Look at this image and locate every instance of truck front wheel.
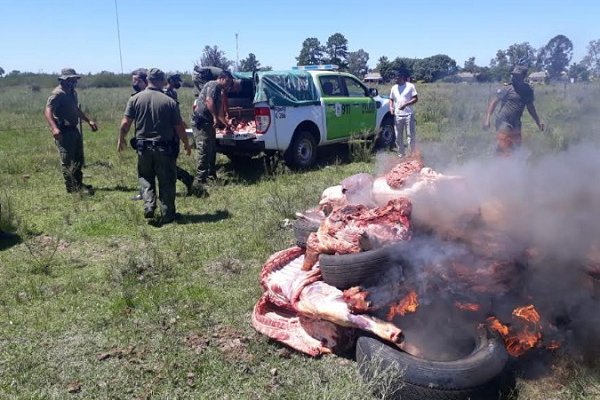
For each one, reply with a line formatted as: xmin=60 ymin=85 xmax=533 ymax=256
xmin=375 ymin=114 xmax=395 ymax=150
xmin=284 ymin=130 xmax=317 ymax=169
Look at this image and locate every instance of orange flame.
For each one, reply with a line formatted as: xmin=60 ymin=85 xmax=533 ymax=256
xmin=487 ymin=304 xmax=544 ymax=357
xmin=386 ymin=290 xmax=419 ymax=321
xmin=455 ymin=302 xmax=480 ymax=312
xmin=513 ymin=305 xmax=540 ymax=323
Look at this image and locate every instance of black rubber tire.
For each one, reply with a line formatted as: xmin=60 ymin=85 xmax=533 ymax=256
xmin=356 ymin=330 xmax=509 ymax=400
xmin=293 ymin=218 xmax=320 ymax=248
xmin=226 ymin=154 xmax=253 ymax=165
xmin=284 ymin=130 xmax=317 ymax=169
xmin=319 ymin=245 xmax=398 ymax=289
xmin=374 ymin=114 xmax=395 ymax=150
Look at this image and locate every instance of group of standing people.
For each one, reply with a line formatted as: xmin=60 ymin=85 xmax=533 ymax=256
xmin=44 ymin=66 xmax=233 ymax=225
xmin=43 ymin=64 xmax=544 ymax=225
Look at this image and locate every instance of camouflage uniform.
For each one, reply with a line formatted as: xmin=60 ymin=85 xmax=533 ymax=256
xmin=46 ymin=85 xmax=85 ymax=192
xmin=125 ymin=85 xmax=182 ymax=220
xmin=192 ymin=80 xmax=222 ymax=185
xmin=163 ymin=83 xmax=194 ymax=193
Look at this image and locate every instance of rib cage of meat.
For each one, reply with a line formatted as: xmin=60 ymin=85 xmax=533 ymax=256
xmin=252 ymin=246 xmax=404 ymax=356
xmin=302 ymin=198 xmax=412 ymax=270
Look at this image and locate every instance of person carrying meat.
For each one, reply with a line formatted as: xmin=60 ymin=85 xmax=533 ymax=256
xmin=190 ymin=70 xmax=234 ymax=195
xmin=484 ymin=65 xmax=545 ymax=156
xmin=44 ymin=68 xmax=98 ymax=194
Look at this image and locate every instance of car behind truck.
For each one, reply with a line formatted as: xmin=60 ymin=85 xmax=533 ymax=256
xmin=195 ymin=65 xmax=394 ymax=169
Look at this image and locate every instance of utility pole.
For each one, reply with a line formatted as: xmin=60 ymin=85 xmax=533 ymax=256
xmin=235 ymin=33 xmax=239 ymax=72
xmin=114 ymin=0 xmax=124 ymax=74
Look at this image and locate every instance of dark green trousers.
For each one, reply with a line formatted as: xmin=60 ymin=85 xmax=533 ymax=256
xmin=138 ymin=150 xmax=177 ymax=219
xmin=192 ymin=123 xmax=217 ymax=184
xmin=54 ymin=127 xmax=84 ymax=192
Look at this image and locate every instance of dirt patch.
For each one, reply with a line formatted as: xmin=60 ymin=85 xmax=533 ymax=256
xmin=184 ymin=325 xmax=255 ymax=362
xmin=204 ymin=258 xmax=245 ymax=276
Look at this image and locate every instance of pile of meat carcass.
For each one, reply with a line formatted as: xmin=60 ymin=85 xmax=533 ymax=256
xmin=252 ymin=155 xmax=475 ymax=356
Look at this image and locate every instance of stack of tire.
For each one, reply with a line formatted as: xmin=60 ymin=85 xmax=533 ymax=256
xmin=292 ymin=215 xmax=511 ymax=400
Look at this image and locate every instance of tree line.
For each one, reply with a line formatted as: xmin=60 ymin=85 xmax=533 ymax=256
xmin=194 ymin=33 xmax=600 ymax=83
xmin=3 ymin=34 xmax=600 ymax=87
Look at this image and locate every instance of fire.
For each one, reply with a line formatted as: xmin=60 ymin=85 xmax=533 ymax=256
xmin=386 ymin=290 xmax=419 ymax=321
xmin=487 ymin=304 xmax=544 ymax=357
xmin=455 ymin=302 xmax=480 ymax=312
xmin=487 ymin=317 xmax=509 ymax=336
xmin=513 ymin=304 xmax=540 ymax=323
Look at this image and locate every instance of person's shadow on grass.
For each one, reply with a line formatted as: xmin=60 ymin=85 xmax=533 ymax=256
xmin=148 ymin=209 xmax=231 ymax=227
xmin=0 ymin=231 xmax=21 ymax=251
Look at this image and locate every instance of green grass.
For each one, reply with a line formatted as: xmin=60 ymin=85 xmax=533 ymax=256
xmin=1 ymin=83 xmax=600 ymax=399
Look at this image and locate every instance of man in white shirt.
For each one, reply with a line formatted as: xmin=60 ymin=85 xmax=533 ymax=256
xmin=389 ymin=72 xmax=418 ymax=157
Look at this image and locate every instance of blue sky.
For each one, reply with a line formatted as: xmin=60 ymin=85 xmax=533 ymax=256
xmin=1 ymin=0 xmax=598 ymax=74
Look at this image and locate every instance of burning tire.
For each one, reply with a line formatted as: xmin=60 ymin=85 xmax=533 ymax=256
xmin=356 ymin=329 xmax=509 ymax=400
xmin=319 ymin=245 xmax=398 ymax=289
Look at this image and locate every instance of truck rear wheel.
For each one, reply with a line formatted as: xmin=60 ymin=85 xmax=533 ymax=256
xmin=285 ymin=130 xmax=317 ymax=169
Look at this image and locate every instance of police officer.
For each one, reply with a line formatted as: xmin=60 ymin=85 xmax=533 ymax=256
xmin=164 ymin=74 xmax=194 ymax=195
xmin=118 ymin=68 xmax=191 ymax=224
xmin=191 ymin=70 xmax=234 ymax=194
xmin=44 ymin=68 xmax=98 ymax=194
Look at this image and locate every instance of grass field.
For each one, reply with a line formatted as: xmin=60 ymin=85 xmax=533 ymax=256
xmin=1 ymin=82 xmax=600 ymax=399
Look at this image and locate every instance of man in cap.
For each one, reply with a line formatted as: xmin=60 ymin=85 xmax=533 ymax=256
xmin=44 ymin=68 xmax=98 ymax=194
xmin=191 ymin=70 xmax=234 ymax=195
xmin=484 ymin=65 xmax=544 ymax=156
xmin=164 ymin=74 xmax=194 ymax=195
xmin=118 ymin=68 xmax=192 ymax=224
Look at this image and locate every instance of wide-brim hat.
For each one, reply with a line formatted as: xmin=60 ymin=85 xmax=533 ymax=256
xmin=58 ymin=68 xmax=81 ymax=80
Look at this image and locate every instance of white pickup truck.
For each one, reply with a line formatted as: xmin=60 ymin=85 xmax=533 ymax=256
xmin=204 ymin=65 xmax=394 ymax=169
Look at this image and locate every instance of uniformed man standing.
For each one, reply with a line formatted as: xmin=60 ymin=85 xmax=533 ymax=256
xmin=118 ymin=68 xmax=191 ymax=224
xmin=191 ymin=70 xmax=233 ymax=194
xmin=44 ymin=68 xmax=98 ymax=194
xmin=164 ymin=74 xmax=194 ymax=195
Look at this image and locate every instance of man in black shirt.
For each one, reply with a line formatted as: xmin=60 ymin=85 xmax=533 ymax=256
xmin=484 ymin=65 xmax=544 ymax=156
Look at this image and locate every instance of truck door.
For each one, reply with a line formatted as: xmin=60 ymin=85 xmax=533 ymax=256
xmin=319 ymin=76 xmax=353 ymax=140
xmin=341 ymin=76 xmax=376 ymax=135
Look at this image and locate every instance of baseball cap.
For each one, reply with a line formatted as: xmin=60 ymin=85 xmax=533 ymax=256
xmin=148 ymin=68 xmax=166 ymax=81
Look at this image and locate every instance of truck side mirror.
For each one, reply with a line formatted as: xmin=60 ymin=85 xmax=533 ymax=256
xmin=368 ymin=87 xmax=379 ymax=97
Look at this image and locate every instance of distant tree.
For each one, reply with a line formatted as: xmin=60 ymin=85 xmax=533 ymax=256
xmin=0 ymin=67 xmax=4 ymax=78
xmin=582 ymin=39 xmax=600 ymax=77
xmin=388 ymin=57 xmax=416 ymax=78
xmin=197 ymin=45 xmax=233 ymax=70
xmin=463 ymin=57 xmax=477 ymax=73
xmin=239 ymin=53 xmax=261 ymax=72
xmin=539 ymin=35 xmax=573 ymax=80
xmin=296 ymin=37 xmax=324 ymax=65
xmin=375 ymin=56 xmax=394 ymax=82
xmin=413 ymin=54 xmax=457 ymax=82
xmin=324 ymin=33 xmax=349 ymax=69
xmin=347 ymin=49 xmax=369 ymax=77
xmin=505 ymin=42 xmax=536 ymax=68
xmin=568 ymin=62 xmax=590 ymax=82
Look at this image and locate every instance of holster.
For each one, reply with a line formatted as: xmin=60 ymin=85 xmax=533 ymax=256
xmin=135 ymin=138 xmax=179 ymax=158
